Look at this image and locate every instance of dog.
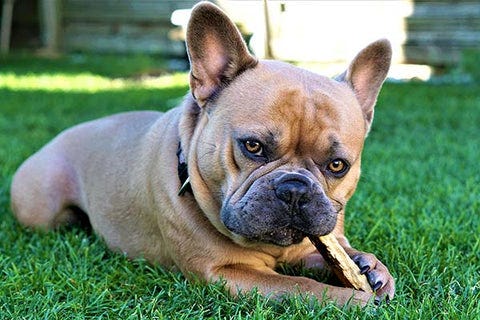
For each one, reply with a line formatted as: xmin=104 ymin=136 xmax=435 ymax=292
xmin=10 ymin=1 xmax=394 ymax=306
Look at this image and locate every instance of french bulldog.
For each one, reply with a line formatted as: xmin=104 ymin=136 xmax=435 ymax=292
xmin=11 ymin=1 xmax=394 ymax=306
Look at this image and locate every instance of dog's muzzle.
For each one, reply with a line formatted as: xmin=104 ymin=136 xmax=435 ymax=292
xmin=221 ymin=170 xmax=338 ymax=246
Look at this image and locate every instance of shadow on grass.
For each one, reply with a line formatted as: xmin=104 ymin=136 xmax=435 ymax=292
xmin=0 ymin=52 xmax=173 ymax=78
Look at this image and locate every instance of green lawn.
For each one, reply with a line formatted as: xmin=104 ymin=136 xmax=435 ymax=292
xmin=0 ymin=54 xmax=479 ymax=319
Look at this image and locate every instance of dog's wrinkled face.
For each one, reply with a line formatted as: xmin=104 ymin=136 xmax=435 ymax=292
xmin=183 ymin=2 xmax=391 ymax=248
xmin=193 ymin=61 xmax=366 ymax=246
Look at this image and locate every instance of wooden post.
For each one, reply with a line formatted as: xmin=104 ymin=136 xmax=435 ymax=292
xmin=39 ymin=0 xmax=61 ymax=55
xmin=263 ymin=0 xmax=274 ymax=59
xmin=1 ymin=0 xmax=15 ymax=54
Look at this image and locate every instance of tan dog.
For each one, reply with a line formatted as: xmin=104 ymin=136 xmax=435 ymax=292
xmin=11 ymin=2 xmax=394 ymax=306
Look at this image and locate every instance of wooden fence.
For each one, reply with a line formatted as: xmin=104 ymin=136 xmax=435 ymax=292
xmin=4 ymin=0 xmax=480 ymax=69
xmin=404 ymin=1 xmax=480 ymax=67
xmin=62 ymin=0 xmax=197 ymax=55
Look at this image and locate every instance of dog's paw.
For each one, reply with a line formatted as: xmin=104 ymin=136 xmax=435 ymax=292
xmin=350 ymin=252 xmax=395 ymax=304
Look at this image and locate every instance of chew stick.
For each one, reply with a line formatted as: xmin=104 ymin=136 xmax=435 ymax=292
xmin=308 ymin=234 xmax=373 ymax=293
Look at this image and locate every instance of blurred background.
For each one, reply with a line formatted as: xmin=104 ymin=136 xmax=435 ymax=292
xmin=1 ymin=0 xmax=479 ymax=82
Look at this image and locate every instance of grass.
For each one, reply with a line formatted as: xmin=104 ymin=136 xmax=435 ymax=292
xmin=1 ymin=53 xmax=479 ymax=319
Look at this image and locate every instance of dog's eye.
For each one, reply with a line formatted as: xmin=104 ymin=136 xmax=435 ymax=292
xmin=327 ymin=159 xmax=349 ymax=176
xmin=244 ymin=140 xmax=263 ymax=156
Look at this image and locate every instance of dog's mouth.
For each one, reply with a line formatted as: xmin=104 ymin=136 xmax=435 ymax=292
xmin=251 ymin=227 xmax=307 ymax=247
xmin=221 ymin=170 xmax=339 ymax=248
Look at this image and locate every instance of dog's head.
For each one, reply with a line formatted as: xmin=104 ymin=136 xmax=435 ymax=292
xmin=180 ymin=2 xmax=391 ymax=247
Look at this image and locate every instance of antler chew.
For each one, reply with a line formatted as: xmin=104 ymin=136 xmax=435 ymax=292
xmin=308 ymin=234 xmax=373 ymax=293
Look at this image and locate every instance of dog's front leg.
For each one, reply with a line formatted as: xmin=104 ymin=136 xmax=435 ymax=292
xmin=214 ymin=264 xmax=373 ymax=306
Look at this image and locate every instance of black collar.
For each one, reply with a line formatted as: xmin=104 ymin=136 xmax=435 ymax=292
xmin=177 ymin=143 xmax=192 ymax=196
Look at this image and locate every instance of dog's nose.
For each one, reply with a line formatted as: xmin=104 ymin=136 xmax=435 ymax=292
xmin=274 ymin=173 xmax=312 ymax=207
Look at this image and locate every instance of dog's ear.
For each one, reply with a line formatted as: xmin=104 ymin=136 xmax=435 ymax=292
xmin=337 ymin=39 xmax=392 ymax=132
xmin=186 ymin=1 xmax=257 ymax=107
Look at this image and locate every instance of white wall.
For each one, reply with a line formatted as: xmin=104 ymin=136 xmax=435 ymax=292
xmin=219 ymin=0 xmax=413 ymax=64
